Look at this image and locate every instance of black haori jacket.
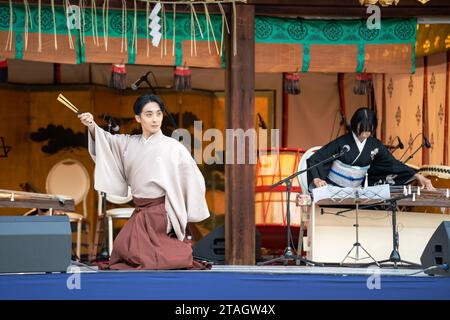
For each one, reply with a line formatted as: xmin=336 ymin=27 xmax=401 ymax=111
xmin=306 ymin=133 xmax=416 ymax=189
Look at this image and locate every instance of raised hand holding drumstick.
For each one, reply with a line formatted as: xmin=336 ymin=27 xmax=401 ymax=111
xmin=78 ymin=112 xmax=96 ymax=138
xmin=56 ymin=93 xmax=96 ymax=138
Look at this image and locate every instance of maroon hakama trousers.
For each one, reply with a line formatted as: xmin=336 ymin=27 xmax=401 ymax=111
xmin=99 ymin=196 xmax=207 ymax=270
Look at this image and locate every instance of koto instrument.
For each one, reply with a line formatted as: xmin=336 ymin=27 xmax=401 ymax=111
xmin=314 ymin=185 xmax=450 ymax=208
xmin=0 ymin=189 xmax=75 ymax=211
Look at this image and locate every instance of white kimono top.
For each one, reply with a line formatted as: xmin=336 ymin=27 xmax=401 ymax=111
xmin=88 ymin=124 xmax=210 ymax=241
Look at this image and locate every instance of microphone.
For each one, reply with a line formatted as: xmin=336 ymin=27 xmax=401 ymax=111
xmin=257 ymin=113 xmax=268 ymax=129
xmin=332 ymin=145 xmax=350 ymax=159
xmin=397 ymin=136 xmax=404 ymax=149
xmin=103 ymin=114 xmax=120 ymax=132
xmin=401 ymin=134 xmax=430 ymax=163
xmin=131 ymin=72 xmax=151 ymax=91
xmin=273 ymin=144 xmax=349 ymax=190
xmin=424 ymin=136 xmax=431 ymax=149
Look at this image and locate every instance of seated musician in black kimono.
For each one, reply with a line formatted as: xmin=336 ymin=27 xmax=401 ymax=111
xmin=307 ymin=107 xmax=435 ymax=191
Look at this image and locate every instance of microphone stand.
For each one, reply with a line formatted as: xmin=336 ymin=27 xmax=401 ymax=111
xmin=399 ymin=132 xmax=422 ymax=161
xmin=336 ymin=193 xmax=420 ymax=268
xmin=375 ymin=195 xmax=420 ymax=269
xmin=0 ymin=137 xmax=11 ymax=158
xmin=257 ymin=150 xmax=348 ymax=266
xmin=390 ymin=144 xmax=402 ymax=154
xmin=340 ymin=190 xmax=380 ymax=267
xmin=144 ymin=79 xmax=178 ymax=130
xmin=402 ymin=142 xmax=424 ymax=164
xmin=96 ymin=120 xmax=114 ymax=262
xmin=134 ymin=72 xmax=178 ymax=130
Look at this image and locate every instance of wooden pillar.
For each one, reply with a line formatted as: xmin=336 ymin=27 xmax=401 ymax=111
xmin=225 ymin=4 xmax=255 ymax=265
xmin=423 ymin=56 xmax=430 ymax=165
xmin=444 ymin=51 xmax=449 ymax=166
xmin=337 ymin=73 xmax=347 ymax=136
xmin=381 ymin=74 xmax=386 ymax=143
xmin=282 ymin=74 xmax=289 ymax=148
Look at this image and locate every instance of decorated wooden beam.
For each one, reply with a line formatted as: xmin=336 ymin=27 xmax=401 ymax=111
xmin=0 ymin=1 xmax=426 ymax=73
xmin=3 ymin=0 xmax=236 ymax=13
xmin=250 ymin=0 xmax=450 ymax=17
xmin=4 ymin=0 xmax=450 ymax=17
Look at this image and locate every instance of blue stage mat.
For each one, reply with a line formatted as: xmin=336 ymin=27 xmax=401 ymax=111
xmin=1 ymin=271 xmax=449 ymax=300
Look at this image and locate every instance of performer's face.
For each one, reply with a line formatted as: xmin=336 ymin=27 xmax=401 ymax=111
xmin=357 ymin=131 xmax=371 ymax=142
xmin=135 ymin=102 xmax=163 ymax=135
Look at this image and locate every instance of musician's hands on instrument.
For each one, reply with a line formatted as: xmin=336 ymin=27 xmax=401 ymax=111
xmin=414 ymin=173 xmax=436 ymax=191
xmin=313 ymin=178 xmax=327 ymax=188
xmin=78 ymin=112 xmax=95 ymax=128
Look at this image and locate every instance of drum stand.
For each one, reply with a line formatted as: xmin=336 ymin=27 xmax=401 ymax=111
xmin=340 ymin=192 xmax=380 ymax=267
xmin=296 ymin=202 xmax=308 ymax=266
xmin=258 ymin=179 xmax=317 ymax=266
xmin=257 ymin=151 xmax=347 ymax=266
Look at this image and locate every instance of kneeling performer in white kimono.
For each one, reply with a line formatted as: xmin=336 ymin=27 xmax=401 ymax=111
xmin=78 ymin=94 xmax=210 ymax=270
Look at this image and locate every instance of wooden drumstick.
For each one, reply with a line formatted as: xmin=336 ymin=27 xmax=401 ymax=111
xmin=57 ymin=94 xmax=80 ymax=114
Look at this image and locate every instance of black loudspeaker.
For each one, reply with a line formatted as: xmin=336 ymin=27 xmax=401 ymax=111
xmin=0 ymin=216 xmax=72 ymax=273
xmin=193 ymin=224 xmax=261 ymax=264
xmin=420 ymin=221 xmax=450 ymax=276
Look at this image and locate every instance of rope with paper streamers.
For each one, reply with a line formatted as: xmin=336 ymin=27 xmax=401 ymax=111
xmin=120 ymin=0 xmax=127 ymax=53
xmin=1 ymin=0 xmax=245 ymax=61
xmin=161 ymin=2 xmax=167 ymax=57
xmin=149 ymin=2 xmax=162 ymax=48
xmin=218 ymin=2 xmax=230 ymax=57
xmin=38 ymin=0 xmax=41 ymax=52
xmin=131 ymin=0 xmax=137 ymax=54
xmin=91 ymin=0 xmax=99 ymax=46
xmin=23 ymin=0 xmax=32 ymax=51
xmin=5 ymin=0 xmax=13 ymax=51
xmin=172 ymin=3 xmax=175 ymax=56
xmin=146 ymin=0 xmax=150 ymax=56
xmin=102 ymin=0 xmax=110 ymax=51
xmin=79 ymin=0 xmax=86 ymax=46
xmin=203 ymin=3 xmax=219 ymax=55
xmin=51 ymin=0 xmax=57 ymax=49
xmin=63 ymin=0 xmax=75 ymax=50
xmin=143 ymin=0 xmax=243 ymax=57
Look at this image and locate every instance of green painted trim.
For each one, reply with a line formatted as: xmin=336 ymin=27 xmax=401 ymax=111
xmin=356 ymin=43 xmax=365 ymax=73
xmin=301 ymin=43 xmax=310 ymax=72
xmin=75 ymin=32 xmax=81 ymax=64
xmin=254 ymin=17 xmax=416 ymax=45
xmin=175 ymin=39 xmax=182 ymax=66
xmin=79 ymin=33 xmax=86 ymax=64
xmin=128 ymin=37 xmax=136 ymax=64
xmin=0 ymin=4 xmax=416 ymax=45
xmin=411 ymin=18 xmax=418 ymax=74
xmin=14 ymin=32 xmax=22 ymax=59
xmin=221 ymin=51 xmax=226 ymax=69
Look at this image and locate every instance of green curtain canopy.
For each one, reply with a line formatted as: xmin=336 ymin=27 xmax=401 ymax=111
xmin=254 ymin=17 xmax=416 ymax=72
xmin=255 ymin=17 xmax=416 ymax=45
xmin=0 ymin=4 xmax=417 ymax=72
